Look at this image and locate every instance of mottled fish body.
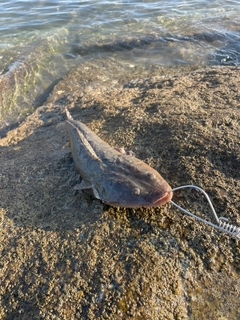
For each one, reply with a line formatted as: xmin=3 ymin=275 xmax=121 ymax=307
xmin=65 ymin=108 xmax=172 ymax=207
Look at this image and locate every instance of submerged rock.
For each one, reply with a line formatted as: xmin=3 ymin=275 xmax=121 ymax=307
xmin=0 ymin=30 xmax=68 ymax=124
xmin=0 ymin=63 xmax=239 ymax=319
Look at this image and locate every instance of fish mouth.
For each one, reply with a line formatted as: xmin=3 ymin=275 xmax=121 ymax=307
xmin=152 ymin=190 xmax=173 ymax=206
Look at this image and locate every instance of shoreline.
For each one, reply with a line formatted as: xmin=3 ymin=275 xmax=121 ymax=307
xmin=0 ymin=64 xmax=239 ymax=319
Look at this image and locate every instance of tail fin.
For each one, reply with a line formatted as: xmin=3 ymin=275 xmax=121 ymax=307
xmin=65 ymin=107 xmax=73 ymax=120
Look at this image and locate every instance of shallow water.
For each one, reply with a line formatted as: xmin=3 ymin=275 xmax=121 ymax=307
xmin=0 ymin=0 xmax=240 ymax=126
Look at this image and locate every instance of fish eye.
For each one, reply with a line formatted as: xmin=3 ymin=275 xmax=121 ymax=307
xmin=133 ymin=187 xmax=141 ymax=196
xmin=146 ymin=172 xmax=155 ymax=179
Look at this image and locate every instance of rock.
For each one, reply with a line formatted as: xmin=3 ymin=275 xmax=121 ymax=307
xmin=0 ymin=63 xmax=239 ymax=319
xmin=0 ymin=29 xmax=68 ymax=125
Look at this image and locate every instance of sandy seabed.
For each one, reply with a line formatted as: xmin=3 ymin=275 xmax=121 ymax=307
xmin=0 ymin=61 xmax=239 ymax=319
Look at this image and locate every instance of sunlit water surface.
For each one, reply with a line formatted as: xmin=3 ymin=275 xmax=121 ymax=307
xmin=0 ymin=0 xmax=240 ymax=126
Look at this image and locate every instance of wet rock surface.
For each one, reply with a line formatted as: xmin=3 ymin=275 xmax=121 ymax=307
xmin=0 ymin=62 xmax=239 ymax=319
xmin=0 ymin=30 xmax=68 ymax=127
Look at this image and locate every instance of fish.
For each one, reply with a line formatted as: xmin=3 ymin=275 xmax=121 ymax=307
xmin=65 ymin=108 xmax=172 ymax=208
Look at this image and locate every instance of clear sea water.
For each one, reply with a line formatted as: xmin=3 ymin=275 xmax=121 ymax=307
xmin=0 ymin=0 xmax=240 ymax=127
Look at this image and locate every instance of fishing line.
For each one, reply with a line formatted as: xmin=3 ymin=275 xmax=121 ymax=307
xmin=169 ymin=185 xmax=240 ymax=240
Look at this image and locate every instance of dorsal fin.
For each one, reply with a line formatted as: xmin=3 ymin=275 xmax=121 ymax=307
xmin=65 ymin=107 xmax=73 ymax=120
xmin=75 ymin=127 xmax=100 ymax=161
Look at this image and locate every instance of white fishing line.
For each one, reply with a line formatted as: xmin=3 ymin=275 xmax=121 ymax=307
xmin=170 ymin=185 xmax=240 ymax=240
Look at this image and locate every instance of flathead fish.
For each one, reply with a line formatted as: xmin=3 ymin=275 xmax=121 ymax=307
xmin=65 ymin=108 xmax=172 ymax=207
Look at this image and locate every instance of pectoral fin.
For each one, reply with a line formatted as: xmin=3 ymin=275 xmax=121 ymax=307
xmin=74 ymin=181 xmax=100 ymax=200
xmin=114 ymin=147 xmax=135 ymax=156
xmin=74 ymin=180 xmax=93 ymax=190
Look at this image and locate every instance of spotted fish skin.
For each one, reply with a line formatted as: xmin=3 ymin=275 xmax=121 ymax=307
xmin=65 ymin=108 xmax=172 ymax=207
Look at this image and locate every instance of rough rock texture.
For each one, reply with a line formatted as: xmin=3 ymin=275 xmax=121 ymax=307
xmin=0 ymin=62 xmax=239 ymax=319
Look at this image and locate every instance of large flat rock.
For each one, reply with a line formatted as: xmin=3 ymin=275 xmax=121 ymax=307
xmin=0 ymin=63 xmax=239 ymax=319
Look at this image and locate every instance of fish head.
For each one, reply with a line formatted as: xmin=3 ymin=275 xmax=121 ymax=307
xmin=96 ymin=157 xmax=172 ymax=208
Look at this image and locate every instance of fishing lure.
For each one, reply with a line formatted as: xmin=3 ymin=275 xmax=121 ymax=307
xmin=170 ymin=185 xmax=240 ymax=240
